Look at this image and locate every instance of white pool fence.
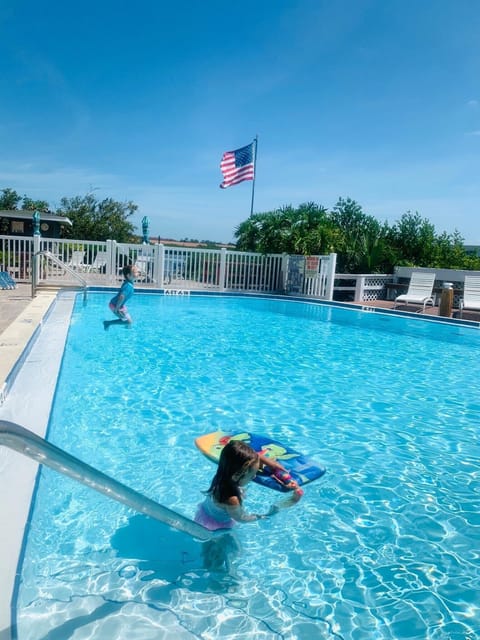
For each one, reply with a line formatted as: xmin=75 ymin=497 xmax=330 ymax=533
xmin=0 ymin=235 xmax=339 ymax=300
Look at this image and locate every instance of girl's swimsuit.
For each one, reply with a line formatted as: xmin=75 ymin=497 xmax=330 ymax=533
xmin=194 ymin=495 xmax=236 ymax=531
xmin=109 ymin=280 xmax=134 ymax=321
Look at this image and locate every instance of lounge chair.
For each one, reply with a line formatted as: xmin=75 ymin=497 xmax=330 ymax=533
xmin=0 ymin=271 xmax=16 ymax=290
xmin=87 ymin=251 xmax=108 ymax=273
xmin=134 ymin=255 xmax=155 ymax=283
xmin=393 ymin=271 xmax=436 ymax=313
xmin=67 ymin=251 xmax=86 ymax=271
xmin=459 ymin=275 xmax=480 ymax=318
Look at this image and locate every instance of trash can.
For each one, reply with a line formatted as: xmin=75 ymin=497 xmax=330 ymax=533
xmin=438 ymin=282 xmax=453 ymax=317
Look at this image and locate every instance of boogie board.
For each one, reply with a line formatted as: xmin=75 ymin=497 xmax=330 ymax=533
xmin=194 ymin=431 xmax=326 ymax=493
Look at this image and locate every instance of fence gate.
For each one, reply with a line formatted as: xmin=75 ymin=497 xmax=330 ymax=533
xmin=285 ymin=253 xmax=336 ymax=300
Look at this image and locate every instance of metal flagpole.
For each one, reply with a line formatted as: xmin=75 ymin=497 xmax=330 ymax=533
xmin=250 ymin=135 xmax=258 ymax=217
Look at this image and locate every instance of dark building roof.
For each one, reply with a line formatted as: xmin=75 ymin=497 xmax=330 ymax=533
xmin=0 ymin=210 xmax=72 ymax=225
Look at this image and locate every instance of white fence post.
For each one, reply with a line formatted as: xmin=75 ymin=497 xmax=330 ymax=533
xmin=325 ymin=253 xmax=337 ymax=301
xmin=106 ymin=240 xmax=115 ymax=281
xmin=281 ymin=253 xmax=289 ymax=293
xmin=155 ymin=243 xmax=165 ymax=287
xmin=219 ymin=248 xmax=227 ymax=292
xmin=354 ymin=275 xmax=365 ymax=302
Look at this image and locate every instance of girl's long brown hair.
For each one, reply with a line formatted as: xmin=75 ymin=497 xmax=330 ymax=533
xmin=206 ymin=440 xmax=259 ymax=504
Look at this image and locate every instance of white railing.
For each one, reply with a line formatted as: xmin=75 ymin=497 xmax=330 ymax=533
xmin=334 ymin=273 xmax=391 ymax=302
xmin=33 ymin=250 xmax=88 ymax=297
xmin=0 ymin=420 xmax=213 ymax=541
xmin=225 ymin=250 xmax=284 ymax=291
xmin=0 ymin=235 xmax=33 ymax=280
xmin=0 ymin=235 xmax=338 ymax=300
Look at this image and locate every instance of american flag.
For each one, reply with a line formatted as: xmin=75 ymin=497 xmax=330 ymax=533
xmin=219 ymin=141 xmax=255 ymax=189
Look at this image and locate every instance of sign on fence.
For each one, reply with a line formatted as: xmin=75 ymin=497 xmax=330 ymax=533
xmin=305 ymin=256 xmax=320 ymax=277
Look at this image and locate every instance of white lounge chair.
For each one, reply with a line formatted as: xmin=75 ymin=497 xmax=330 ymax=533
xmin=393 ymin=271 xmax=436 ymax=313
xmin=67 ymin=250 xmax=86 ymax=271
xmin=459 ymin=275 xmax=480 ymax=317
xmin=87 ymin=251 xmax=108 ymax=273
xmin=134 ymin=255 xmax=156 ymax=283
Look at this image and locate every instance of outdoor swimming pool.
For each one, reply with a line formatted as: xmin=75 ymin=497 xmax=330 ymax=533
xmin=13 ymin=293 xmax=480 ymax=639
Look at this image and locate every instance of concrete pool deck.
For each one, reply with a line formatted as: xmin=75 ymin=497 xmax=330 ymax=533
xmin=0 ymin=286 xmax=57 ymax=402
xmin=0 ymin=285 xmax=34 ymax=334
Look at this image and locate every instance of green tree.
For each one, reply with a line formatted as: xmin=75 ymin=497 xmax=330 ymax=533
xmin=235 ymin=203 xmax=333 ymax=255
xmin=56 ymin=193 xmax=137 ymax=242
xmin=388 ymin=212 xmax=437 ymax=266
xmin=433 ymin=230 xmax=473 ymax=269
xmin=235 ymin=212 xmax=271 ymax=252
xmin=234 ymin=198 xmax=478 ymax=273
xmin=288 ymin=202 xmax=332 ymax=255
xmin=0 ymin=188 xmax=22 ymax=209
xmin=22 ymin=196 xmax=50 ymax=212
xmin=0 ymin=188 xmax=50 ymax=211
xmin=330 ymin=198 xmax=389 ymax=273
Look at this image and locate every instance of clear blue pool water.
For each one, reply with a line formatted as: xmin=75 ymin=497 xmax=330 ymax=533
xmin=16 ymin=293 xmax=480 ymax=639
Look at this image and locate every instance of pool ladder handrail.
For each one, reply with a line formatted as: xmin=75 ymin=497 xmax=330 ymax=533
xmin=0 ymin=420 xmax=213 ymax=541
xmin=32 ymin=250 xmax=88 ymax=302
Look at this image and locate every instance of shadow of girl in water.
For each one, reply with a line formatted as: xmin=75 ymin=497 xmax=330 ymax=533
xmin=201 ymin=532 xmax=241 ymax=574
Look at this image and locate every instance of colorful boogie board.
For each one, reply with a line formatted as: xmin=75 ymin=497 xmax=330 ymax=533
xmin=195 ymin=431 xmax=326 ymax=493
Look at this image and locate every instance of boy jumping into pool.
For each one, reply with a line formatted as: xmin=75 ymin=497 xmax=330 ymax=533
xmin=103 ymin=265 xmax=138 ymax=330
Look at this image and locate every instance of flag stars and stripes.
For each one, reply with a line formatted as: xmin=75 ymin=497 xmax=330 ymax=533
xmin=219 ymin=141 xmax=255 ymax=189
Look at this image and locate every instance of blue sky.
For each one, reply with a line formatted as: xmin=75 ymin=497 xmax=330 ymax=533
xmin=1 ymin=0 xmax=480 ymax=244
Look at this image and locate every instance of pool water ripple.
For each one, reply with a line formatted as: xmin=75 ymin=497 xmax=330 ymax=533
xmin=15 ymin=295 xmax=480 ymax=639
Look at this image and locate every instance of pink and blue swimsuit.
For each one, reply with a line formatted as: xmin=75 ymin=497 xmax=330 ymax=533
xmin=194 ymin=495 xmax=236 ymax=531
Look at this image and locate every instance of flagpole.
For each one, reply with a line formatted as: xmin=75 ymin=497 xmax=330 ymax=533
xmin=250 ymin=135 xmax=258 ymax=217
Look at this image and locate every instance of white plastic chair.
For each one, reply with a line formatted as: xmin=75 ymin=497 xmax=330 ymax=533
xmin=459 ymin=275 xmax=480 ymax=317
xmin=134 ymin=256 xmax=156 ymax=283
xmin=87 ymin=251 xmax=108 ymax=273
xmin=67 ymin=251 xmax=86 ymax=271
xmin=393 ymin=272 xmax=436 ymax=313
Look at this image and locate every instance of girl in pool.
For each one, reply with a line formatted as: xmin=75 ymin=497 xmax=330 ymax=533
xmin=103 ymin=265 xmax=138 ymax=330
xmin=195 ymin=440 xmax=303 ymax=572
xmin=195 ymin=440 xmax=302 ymax=531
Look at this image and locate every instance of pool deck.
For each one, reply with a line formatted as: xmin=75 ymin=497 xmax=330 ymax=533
xmin=0 ymin=286 xmax=56 ymax=401
xmin=0 ymin=285 xmax=34 ymax=333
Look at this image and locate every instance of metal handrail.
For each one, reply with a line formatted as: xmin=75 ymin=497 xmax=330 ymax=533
xmin=0 ymin=420 xmax=213 ymax=541
xmin=32 ymin=250 xmax=88 ymax=297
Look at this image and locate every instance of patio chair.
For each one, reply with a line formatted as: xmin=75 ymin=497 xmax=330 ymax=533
xmin=134 ymin=255 xmax=155 ymax=283
xmin=459 ymin=275 xmax=480 ymax=318
xmin=87 ymin=251 xmax=108 ymax=273
xmin=67 ymin=251 xmax=86 ymax=271
xmin=393 ymin=271 xmax=436 ymax=313
xmin=0 ymin=271 xmax=16 ymax=290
